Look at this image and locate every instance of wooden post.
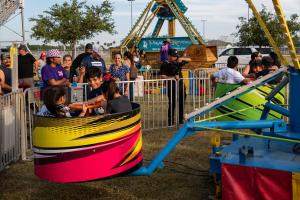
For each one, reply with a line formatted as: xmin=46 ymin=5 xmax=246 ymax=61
xmin=168 ymin=19 xmax=176 ymax=37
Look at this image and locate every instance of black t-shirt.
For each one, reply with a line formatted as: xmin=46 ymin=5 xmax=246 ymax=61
xmin=18 ymin=53 xmax=36 ymax=79
xmin=160 ymin=61 xmax=187 ymax=78
xmin=107 ymin=96 xmax=132 ymax=114
xmin=256 ymin=69 xmax=282 ymax=84
xmin=88 ymin=86 xmax=103 ymax=100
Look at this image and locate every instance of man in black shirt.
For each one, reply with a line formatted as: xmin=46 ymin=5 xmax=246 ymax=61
xmin=160 ymin=48 xmax=191 ymax=126
xmin=70 ymin=43 xmax=93 ymax=82
xmin=18 ymin=44 xmax=37 ymax=89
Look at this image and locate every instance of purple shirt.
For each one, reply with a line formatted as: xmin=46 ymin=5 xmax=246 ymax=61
xmin=160 ymin=43 xmax=172 ymax=62
xmin=41 ymin=64 xmax=67 ymax=88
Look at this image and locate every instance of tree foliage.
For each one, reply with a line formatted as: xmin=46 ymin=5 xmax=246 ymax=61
xmin=30 ymin=0 xmax=115 ymax=56
xmin=236 ymin=6 xmax=300 ymax=47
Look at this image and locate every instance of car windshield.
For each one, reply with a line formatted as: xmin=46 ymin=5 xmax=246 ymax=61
xmin=256 ymin=48 xmax=272 ymax=54
xmin=235 ymin=48 xmax=252 ymax=55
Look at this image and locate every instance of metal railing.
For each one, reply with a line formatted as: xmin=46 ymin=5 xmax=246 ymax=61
xmin=0 ymin=90 xmax=25 ymax=171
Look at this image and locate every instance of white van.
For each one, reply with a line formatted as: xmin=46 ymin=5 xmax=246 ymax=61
xmin=216 ymin=47 xmax=258 ymax=65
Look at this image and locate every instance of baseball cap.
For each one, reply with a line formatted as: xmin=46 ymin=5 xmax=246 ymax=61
xmin=40 ymin=52 xmax=46 ymax=57
xmin=18 ymin=44 xmax=27 ymax=51
xmin=2 ymin=53 xmax=10 ymax=58
xmin=85 ymin=43 xmax=93 ymax=50
xmin=46 ymin=49 xmax=62 ymax=58
xmin=168 ymin=48 xmax=179 ymax=57
xmin=92 ymin=46 xmax=100 ymax=54
xmin=164 ymin=38 xmax=171 ymax=43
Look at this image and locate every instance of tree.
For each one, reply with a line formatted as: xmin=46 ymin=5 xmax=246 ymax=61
xmin=30 ymin=0 xmax=115 ymax=58
xmin=236 ymin=6 xmax=300 ymax=48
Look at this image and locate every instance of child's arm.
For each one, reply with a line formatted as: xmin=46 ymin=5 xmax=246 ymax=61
xmin=79 ymin=104 xmax=88 ymax=117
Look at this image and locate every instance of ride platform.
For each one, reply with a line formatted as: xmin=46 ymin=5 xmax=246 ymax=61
xmin=210 ymin=137 xmax=300 ymax=200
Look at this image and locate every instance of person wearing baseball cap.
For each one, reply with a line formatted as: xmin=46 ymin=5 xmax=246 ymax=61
xmin=18 ymin=44 xmax=37 ymax=89
xmin=160 ymin=48 xmax=191 ymax=126
xmin=160 ymin=38 xmax=172 ymax=62
xmin=41 ymin=49 xmax=68 ymax=88
xmin=81 ymin=46 xmax=106 ymax=81
xmin=70 ymin=43 xmax=94 ymax=82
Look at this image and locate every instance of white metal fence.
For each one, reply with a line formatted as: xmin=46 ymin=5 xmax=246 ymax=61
xmin=0 ymin=90 xmax=25 ymax=171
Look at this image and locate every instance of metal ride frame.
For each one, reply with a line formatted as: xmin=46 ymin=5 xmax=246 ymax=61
xmin=130 ymin=0 xmax=300 ymax=181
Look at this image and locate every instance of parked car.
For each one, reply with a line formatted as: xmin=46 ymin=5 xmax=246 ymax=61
xmin=216 ymin=47 xmax=258 ymax=65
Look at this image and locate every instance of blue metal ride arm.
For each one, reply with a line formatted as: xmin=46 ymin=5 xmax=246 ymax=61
xmin=188 ymin=120 xmax=287 ymax=133
xmin=261 ymin=102 xmax=289 ymax=120
xmin=131 ymin=124 xmax=191 ymax=176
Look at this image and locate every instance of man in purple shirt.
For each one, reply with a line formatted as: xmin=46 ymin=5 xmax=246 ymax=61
xmin=160 ymin=38 xmax=172 ymax=62
xmin=41 ymin=49 xmax=68 ymax=88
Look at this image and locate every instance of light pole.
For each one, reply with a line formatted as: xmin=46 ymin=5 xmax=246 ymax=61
xmin=248 ymin=5 xmax=250 ymax=22
xmin=20 ymin=0 xmax=25 ymax=43
xmin=128 ymin=0 xmax=135 ymax=29
xmin=201 ymin=19 xmax=207 ymax=40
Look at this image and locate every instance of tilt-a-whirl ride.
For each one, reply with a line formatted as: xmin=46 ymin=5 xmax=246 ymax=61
xmin=33 ymin=103 xmax=142 ymax=183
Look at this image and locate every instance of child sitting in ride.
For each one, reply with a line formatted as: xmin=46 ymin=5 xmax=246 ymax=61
xmin=255 ymin=56 xmax=281 ymax=84
xmin=86 ymin=67 xmax=106 ymax=114
xmin=92 ymin=74 xmax=132 ymax=114
xmin=211 ymin=56 xmax=251 ymax=85
xmin=38 ymin=86 xmax=87 ymax=117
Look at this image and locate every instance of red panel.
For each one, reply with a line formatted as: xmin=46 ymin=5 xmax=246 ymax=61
xmin=222 ymin=164 xmax=292 ymax=200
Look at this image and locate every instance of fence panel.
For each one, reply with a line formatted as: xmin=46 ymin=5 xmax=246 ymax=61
xmin=0 ymin=90 xmax=24 ymax=171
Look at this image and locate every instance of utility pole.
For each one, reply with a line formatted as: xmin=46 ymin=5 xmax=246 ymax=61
xmin=20 ymin=0 xmax=25 ymax=43
xmin=201 ymin=19 xmax=207 ymax=40
xmin=128 ymin=0 xmax=135 ymax=29
xmin=248 ymin=5 xmax=250 ymax=22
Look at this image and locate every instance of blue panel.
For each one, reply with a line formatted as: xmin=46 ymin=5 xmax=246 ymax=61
xmin=220 ymin=137 xmax=300 ymax=172
xmin=289 ymin=70 xmax=300 ymax=132
xmin=138 ymin=37 xmax=193 ymax=52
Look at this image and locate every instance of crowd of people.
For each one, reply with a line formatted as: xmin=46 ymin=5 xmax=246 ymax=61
xmin=0 ymin=40 xmax=283 ymax=125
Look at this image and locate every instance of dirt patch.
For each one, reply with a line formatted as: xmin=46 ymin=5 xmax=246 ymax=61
xmin=0 ymin=128 xmax=215 ymax=200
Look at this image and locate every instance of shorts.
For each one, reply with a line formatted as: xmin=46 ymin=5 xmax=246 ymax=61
xmin=19 ymin=78 xmax=34 ymax=90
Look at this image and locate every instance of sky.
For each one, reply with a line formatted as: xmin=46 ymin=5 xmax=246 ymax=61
xmin=0 ymin=0 xmax=299 ymax=46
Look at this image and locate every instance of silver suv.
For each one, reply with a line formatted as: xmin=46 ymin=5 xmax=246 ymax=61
xmin=216 ymin=47 xmax=258 ymax=65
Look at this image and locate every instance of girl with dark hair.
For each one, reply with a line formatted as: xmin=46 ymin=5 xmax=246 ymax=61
xmin=101 ymin=76 xmax=132 ymax=114
xmin=242 ymin=51 xmax=262 ymax=77
xmin=269 ymin=52 xmax=281 ymax=69
xmin=38 ymin=86 xmax=87 ymax=117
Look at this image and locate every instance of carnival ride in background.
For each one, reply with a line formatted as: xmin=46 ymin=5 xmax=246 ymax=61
xmin=111 ymin=0 xmax=218 ymax=69
xmin=33 ymin=0 xmax=300 ymax=199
